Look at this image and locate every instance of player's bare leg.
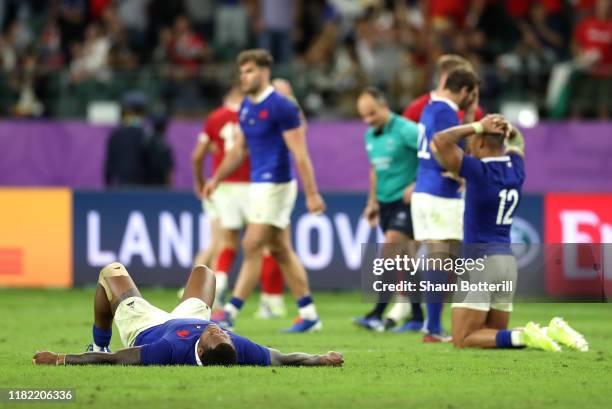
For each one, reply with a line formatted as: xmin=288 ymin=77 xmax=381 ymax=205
xmin=421 ymin=239 xmax=460 ymax=342
xmin=217 ymin=223 xmax=320 ymax=332
xmin=355 ymin=230 xmax=411 ymax=332
xmin=88 ymin=262 xmax=142 ymax=352
xmin=212 ymin=223 xmax=275 ymax=328
xmin=485 ymin=308 xmax=510 ymax=330
xmin=193 ymin=217 xmax=221 ymax=268
xmin=180 ymin=264 xmax=216 ymax=308
xmin=452 ymin=307 xmax=564 ymax=351
xmin=381 ymin=232 xmax=423 ymax=332
xmin=451 ymin=307 xmax=489 ymax=348
xmin=257 ymin=245 xmax=286 ymax=319
xmin=269 ymin=228 xmax=309 ymax=299
xmin=232 ymin=223 xmax=276 ymax=300
xmin=267 ymin=227 xmax=321 ymax=332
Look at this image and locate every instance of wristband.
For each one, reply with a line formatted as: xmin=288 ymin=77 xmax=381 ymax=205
xmin=472 ymin=122 xmax=484 ymax=134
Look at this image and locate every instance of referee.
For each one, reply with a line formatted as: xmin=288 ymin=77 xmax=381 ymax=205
xmin=354 ymin=87 xmax=423 ymax=332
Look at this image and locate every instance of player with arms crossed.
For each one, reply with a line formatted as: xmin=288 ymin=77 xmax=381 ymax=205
xmin=353 ymin=87 xmax=421 ymax=332
xmin=431 ymin=115 xmax=588 ymax=352
xmin=192 ymin=86 xmax=286 ymax=318
xmin=32 ymin=262 xmax=344 ymax=366
xmin=205 ymin=49 xmax=326 ymax=332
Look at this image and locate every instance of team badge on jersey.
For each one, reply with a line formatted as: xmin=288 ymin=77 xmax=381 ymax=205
xmin=176 ymin=330 xmax=190 ymax=338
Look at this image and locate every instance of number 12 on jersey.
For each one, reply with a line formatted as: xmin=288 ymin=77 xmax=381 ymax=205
xmin=496 ymin=189 xmax=519 ymax=225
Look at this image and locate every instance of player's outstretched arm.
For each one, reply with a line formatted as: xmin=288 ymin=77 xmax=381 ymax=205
xmin=363 ymin=168 xmax=380 ymax=227
xmin=191 ymin=132 xmax=211 ymax=198
xmin=268 ymin=349 xmax=344 ymax=367
xmin=283 ymin=127 xmax=325 ymax=214
xmin=33 ymin=348 xmax=142 ymax=366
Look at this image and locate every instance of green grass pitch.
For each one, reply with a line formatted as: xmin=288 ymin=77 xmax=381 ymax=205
xmin=1 ymin=289 xmax=611 ymax=409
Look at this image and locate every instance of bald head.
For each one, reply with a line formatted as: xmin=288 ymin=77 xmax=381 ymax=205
xmin=357 ymin=88 xmax=390 ymax=130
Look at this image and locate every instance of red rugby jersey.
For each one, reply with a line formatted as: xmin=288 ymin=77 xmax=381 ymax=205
xmin=202 ymin=106 xmax=250 ymax=182
xmin=402 ymin=92 xmax=484 ymax=123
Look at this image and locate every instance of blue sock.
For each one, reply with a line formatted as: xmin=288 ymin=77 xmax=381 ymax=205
xmin=495 ymin=330 xmax=525 ymax=348
xmin=411 ymin=303 xmax=424 ymax=322
xmin=423 ymin=269 xmax=445 ymax=333
xmin=297 ymin=295 xmax=313 ymax=308
xmin=229 ymin=297 xmax=244 ymax=310
xmin=495 ymin=330 xmax=513 ymax=348
xmin=426 ymin=303 xmax=443 ymax=333
xmin=92 ymin=325 xmax=112 ymax=348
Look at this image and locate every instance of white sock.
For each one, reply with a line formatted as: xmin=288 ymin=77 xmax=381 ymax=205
xmin=215 ymin=272 xmax=228 ymax=294
xmin=264 ymin=294 xmax=285 ymax=308
xmin=224 ymin=302 xmax=240 ymax=319
xmin=298 ymin=303 xmax=318 ymax=321
xmin=214 ymin=273 xmax=228 ymax=306
xmin=386 ymin=302 xmax=412 ymax=322
xmin=511 ymin=330 xmax=526 ymax=347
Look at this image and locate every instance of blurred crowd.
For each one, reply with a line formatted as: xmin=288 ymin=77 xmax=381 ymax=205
xmin=0 ymin=0 xmax=610 ymax=119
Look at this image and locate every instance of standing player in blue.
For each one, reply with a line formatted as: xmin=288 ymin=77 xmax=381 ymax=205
xmin=32 ymin=262 xmax=344 ymax=366
xmin=431 ymin=114 xmax=588 ymax=352
xmin=411 ymin=67 xmax=480 ymax=342
xmin=204 ymin=49 xmax=326 ymax=332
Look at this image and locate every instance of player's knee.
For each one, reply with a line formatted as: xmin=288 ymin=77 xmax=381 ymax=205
xmin=452 ymin=337 xmax=466 ymax=348
xmin=242 ymin=236 xmax=264 ymax=256
xmin=193 ymin=264 xmax=215 ymax=282
xmin=98 ymin=262 xmax=130 ymax=301
xmin=451 ymin=329 xmax=469 ymax=348
xmin=267 ymin=240 xmax=291 ymax=262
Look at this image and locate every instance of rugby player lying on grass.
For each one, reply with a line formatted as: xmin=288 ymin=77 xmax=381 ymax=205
xmin=32 ymin=262 xmax=343 ymax=367
xmin=430 ymin=114 xmax=588 ymax=352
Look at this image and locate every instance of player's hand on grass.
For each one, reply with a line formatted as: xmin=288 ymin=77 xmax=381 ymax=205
xmin=320 ymin=351 xmax=344 ymax=366
xmin=33 ymin=351 xmax=58 ymax=365
xmin=363 ymin=201 xmax=380 ymax=227
xmin=306 ymin=193 xmax=326 ymax=215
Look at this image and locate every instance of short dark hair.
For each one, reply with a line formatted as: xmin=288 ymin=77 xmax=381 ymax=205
xmin=482 ymin=133 xmax=505 ymax=150
xmin=237 ymin=49 xmax=274 ymax=68
xmin=444 ymin=67 xmax=480 ymax=94
xmin=359 ymin=87 xmax=387 ymax=105
xmin=201 ymin=342 xmax=237 ymax=366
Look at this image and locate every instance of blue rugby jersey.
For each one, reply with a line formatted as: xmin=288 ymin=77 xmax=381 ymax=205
xmin=134 ymin=318 xmax=271 ymax=366
xmin=414 ymin=97 xmax=462 ymax=198
xmin=239 ymin=86 xmax=301 ymax=183
xmin=459 ymin=153 xmax=525 ymax=244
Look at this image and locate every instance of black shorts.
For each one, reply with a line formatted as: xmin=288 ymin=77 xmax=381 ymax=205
xmin=379 ymin=199 xmax=414 ymax=237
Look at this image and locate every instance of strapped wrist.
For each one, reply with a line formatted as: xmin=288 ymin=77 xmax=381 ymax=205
xmin=471 ymin=122 xmax=484 ymax=134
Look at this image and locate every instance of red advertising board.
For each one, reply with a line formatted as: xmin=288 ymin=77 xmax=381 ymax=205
xmin=545 ymin=194 xmax=612 ymax=297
